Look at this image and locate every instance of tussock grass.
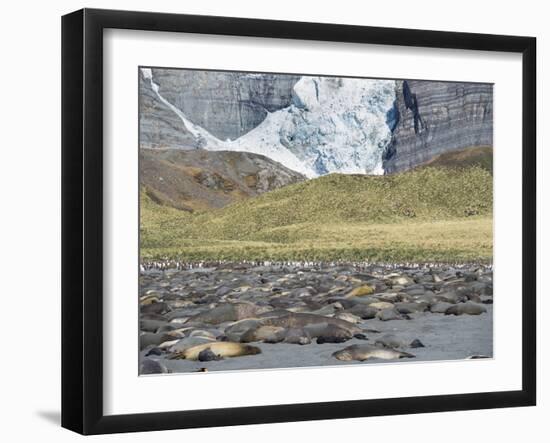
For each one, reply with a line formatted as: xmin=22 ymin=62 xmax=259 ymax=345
xmin=140 ymin=166 xmax=493 ymax=263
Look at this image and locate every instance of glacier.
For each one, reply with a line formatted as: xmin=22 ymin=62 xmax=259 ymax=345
xmin=141 ymin=69 xmax=397 ymax=178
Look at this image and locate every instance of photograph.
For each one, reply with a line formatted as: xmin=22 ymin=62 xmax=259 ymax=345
xmin=138 ymin=67 xmax=494 ymax=374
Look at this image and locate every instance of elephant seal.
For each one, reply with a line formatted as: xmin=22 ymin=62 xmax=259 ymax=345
xmin=167 ymin=336 xmax=216 ymax=353
xmin=240 ymin=325 xmax=286 ymax=343
xmin=377 ymin=292 xmax=405 ymax=303
xmin=445 ymin=302 xmax=487 ymax=316
xmin=140 ymin=358 xmax=170 ymax=375
xmin=333 ymin=344 xmax=415 ymax=361
xmin=429 ymin=301 xmax=454 ymax=313
xmin=333 ymin=312 xmax=362 ymax=324
xmin=172 ymin=342 xmax=261 ymax=360
xmin=409 ymin=339 xmax=425 ymax=348
xmin=140 ymin=302 xmax=171 ymax=315
xmin=282 ymin=328 xmax=311 ymax=345
xmin=345 ymin=284 xmax=375 ymax=297
xmin=315 ymin=324 xmax=354 ymax=344
xmin=310 ymin=303 xmax=343 ymax=316
xmin=436 ymin=291 xmax=467 ymax=304
xmin=369 ymin=301 xmax=395 ymax=310
xmin=140 ymin=319 xmax=169 ymax=333
xmin=224 ymin=319 xmax=263 ymax=341
xmin=346 ymin=304 xmax=378 ymax=319
xmin=374 ymin=334 xmax=424 ymax=349
xmin=376 ymin=308 xmax=409 ymax=321
xmin=395 ymin=302 xmax=429 ymax=314
xmin=261 ymin=313 xmax=362 ymax=336
xmin=187 ymin=302 xmax=261 ymax=325
xmin=139 ymin=332 xmax=177 ymax=350
xmin=140 ymin=295 xmax=160 ymax=305
xmin=189 ymin=329 xmax=219 ymax=340
xmin=198 ymin=348 xmax=224 ymax=362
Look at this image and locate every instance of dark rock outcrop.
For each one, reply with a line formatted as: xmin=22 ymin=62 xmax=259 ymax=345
xmin=140 ymin=148 xmax=305 ymax=211
xmin=383 ymin=80 xmax=493 ymax=173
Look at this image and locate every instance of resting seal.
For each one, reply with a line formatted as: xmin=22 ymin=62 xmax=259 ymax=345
xmin=187 ymin=303 xmax=262 ymax=325
xmin=282 ymin=328 xmax=312 ymax=345
xmin=140 ymin=358 xmax=170 ymax=374
xmin=374 ymin=334 xmax=424 ymax=349
xmin=240 ymin=325 xmax=286 ymax=343
xmin=333 ymin=344 xmax=415 ymax=361
xmin=445 ymin=302 xmax=487 ymax=316
xmin=376 ymin=308 xmax=410 ymax=321
xmin=172 ymin=342 xmax=261 ymax=360
xmin=261 ymin=313 xmax=362 ymax=336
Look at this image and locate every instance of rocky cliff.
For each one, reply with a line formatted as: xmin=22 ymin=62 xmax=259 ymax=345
xmin=383 ymin=80 xmax=493 ymax=173
xmin=139 ymin=68 xmax=300 ymax=149
xmin=140 ymin=69 xmax=493 ymax=176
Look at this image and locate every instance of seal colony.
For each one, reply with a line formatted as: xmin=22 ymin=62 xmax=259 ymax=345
xmin=139 ymin=263 xmax=493 ymax=374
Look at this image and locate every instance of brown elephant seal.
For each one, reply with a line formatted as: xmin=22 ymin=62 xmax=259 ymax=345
xmin=140 ymin=295 xmax=161 ymax=305
xmin=369 ymin=301 xmax=395 ymax=310
xmin=172 ymin=342 xmax=261 ymax=360
xmin=240 ymin=325 xmax=286 ymax=343
xmin=345 ymin=284 xmax=375 ymax=298
xmin=445 ymin=302 xmax=487 ymax=316
xmin=333 ymin=344 xmax=415 ymax=361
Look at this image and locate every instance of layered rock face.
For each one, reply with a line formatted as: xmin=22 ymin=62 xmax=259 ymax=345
xmin=383 ymin=80 xmax=493 ymax=173
xmin=140 ymin=68 xmax=300 ymax=149
xmin=140 ymin=70 xmax=197 ymax=149
xmin=140 ymin=68 xmax=493 ymax=176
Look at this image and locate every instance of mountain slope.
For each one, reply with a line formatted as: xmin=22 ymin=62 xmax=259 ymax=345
xmin=419 ymin=146 xmax=493 ymax=173
xmin=140 ymin=148 xmax=306 ymax=211
xmin=383 ymin=80 xmax=493 ymax=173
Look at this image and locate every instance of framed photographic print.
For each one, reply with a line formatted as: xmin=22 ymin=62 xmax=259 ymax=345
xmin=61 ymin=8 xmax=536 ymax=435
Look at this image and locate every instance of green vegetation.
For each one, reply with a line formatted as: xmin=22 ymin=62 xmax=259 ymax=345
xmin=421 ymin=146 xmax=493 ymax=173
xmin=141 ymin=165 xmax=493 ymax=263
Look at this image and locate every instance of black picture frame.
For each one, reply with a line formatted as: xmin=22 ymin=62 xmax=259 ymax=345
xmin=61 ymin=8 xmax=537 ymax=435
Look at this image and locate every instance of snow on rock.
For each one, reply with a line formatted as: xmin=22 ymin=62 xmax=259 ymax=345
xmin=142 ymin=68 xmax=396 ymax=177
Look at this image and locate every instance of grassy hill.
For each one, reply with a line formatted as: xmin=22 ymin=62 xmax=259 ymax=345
xmin=141 ymin=165 xmax=493 ymax=263
xmin=420 ymin=146 xmax=493 ymax=173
